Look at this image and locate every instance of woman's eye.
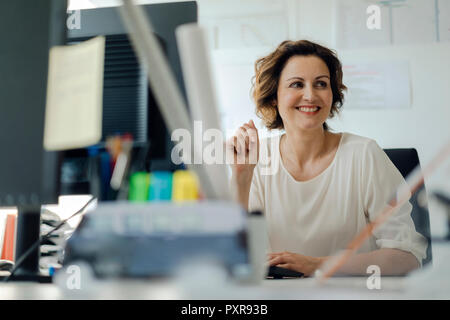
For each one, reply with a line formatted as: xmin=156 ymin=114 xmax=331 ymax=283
xmin=289 ymin=82 xmax=303 ymax=88
xmin=316 ymin=81 xmax=328 ymax=88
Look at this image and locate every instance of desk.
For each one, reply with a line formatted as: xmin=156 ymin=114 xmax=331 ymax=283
xmin=1 ymin=244 xmax=449 ymax=300
xmin=0 ymin=277 xmax=403 ymax=300
xmin=0 ymin=275 xmax=445 ymax=300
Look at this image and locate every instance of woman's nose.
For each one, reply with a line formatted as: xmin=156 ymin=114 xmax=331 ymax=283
xmin=302 ymin=84 xmax=314 ymax=101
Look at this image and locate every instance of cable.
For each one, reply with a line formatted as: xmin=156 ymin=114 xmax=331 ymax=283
xmin=3 ymin=196 xmax=97 ymax=282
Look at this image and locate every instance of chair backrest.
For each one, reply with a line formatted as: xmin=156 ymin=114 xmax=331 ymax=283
xmin=383 ymin=148 xmax=432 ymax=266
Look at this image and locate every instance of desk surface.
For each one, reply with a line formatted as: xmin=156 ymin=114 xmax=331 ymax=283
xmin=1 ymin=244 xmax=448 ymax=300
xmin=0 ymin=275 xmax=446 ymax=300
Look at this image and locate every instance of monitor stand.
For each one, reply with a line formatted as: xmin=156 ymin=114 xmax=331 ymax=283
xmin=7 ymin=206 xmax=52 ymax=283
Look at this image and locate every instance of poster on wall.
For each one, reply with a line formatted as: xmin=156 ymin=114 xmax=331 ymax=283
xmin=342 ymin=60 xmax=411 ymax=109
xmin=334 ymin=0 xmax=444 ymax=49
xmin=334 ymin=0 xmax=391 ymax=49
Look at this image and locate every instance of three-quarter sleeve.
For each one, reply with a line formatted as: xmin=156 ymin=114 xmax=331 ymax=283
xmin=361 ymin=140 xmax=428 ymax=265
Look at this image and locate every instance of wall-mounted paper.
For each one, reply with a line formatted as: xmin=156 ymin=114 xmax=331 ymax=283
xmin=342 ymin=60 xmax=411 ymax=109
xmin=334 ymin=0 xmax=439 ymax=49
xmin=334 ymin=0 xmax=391 ymax=49
xmin=198 ymin=0 xmax=289 ymax=49
xmin=44 ymin=36 xmax=104 ymax=150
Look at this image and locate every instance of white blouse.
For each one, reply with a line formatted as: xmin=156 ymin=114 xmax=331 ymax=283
xmin=248 ymin=132 xmax=427 ymax=265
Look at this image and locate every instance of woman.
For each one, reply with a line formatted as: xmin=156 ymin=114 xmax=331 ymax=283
xmin=229 ymin=40 xmax=427 ymax=277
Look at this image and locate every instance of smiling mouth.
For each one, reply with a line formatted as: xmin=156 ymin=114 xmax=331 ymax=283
xmin=295 ymin=106 xmax=321 ymax=114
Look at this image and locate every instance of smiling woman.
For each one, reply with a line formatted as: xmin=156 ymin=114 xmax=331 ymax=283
xmin=227 ymin=40 xmax=428 ymax=277
xmin=253 ymin=40 xmax=346 ymax=131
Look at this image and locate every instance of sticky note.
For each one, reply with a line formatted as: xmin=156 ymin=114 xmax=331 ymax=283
xmin=44 ymin=36 xmax=104 ymax=150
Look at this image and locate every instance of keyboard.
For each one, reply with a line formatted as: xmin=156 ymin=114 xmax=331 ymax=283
xmin=266 ymin=266 xmax=304 ymax=279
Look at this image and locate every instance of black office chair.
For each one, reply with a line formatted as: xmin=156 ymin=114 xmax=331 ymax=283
xmin=383 ymin=148 xmax=432 ymax=266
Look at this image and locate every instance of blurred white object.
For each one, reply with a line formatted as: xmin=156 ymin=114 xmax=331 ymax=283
xmin=246 ymin=211 xmax=268 ymax=283
xmin=176 ymin=24 xmax=231 ymax=201
xmin=44 ymin=36 xmax=104 ymax=151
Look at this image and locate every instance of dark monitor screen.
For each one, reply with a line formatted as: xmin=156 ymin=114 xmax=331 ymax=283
xmin=0 ymin=0 xmax=67 ymax=207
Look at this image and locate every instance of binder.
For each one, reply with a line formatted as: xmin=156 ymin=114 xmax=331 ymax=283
xmin=1 ymin=214 xmax=16 ymax=262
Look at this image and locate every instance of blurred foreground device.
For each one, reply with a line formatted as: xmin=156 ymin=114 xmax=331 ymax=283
xmin=0 ymin=0 xmax=66 ymax=280
xmin=63 ymin=202 xmax=250 ymax=279
xmin=60 ymin=1 xmax=197 ymax=196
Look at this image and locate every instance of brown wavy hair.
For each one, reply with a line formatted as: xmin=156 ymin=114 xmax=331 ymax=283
xmin=252 ymin=40 xmax=347 ymax=130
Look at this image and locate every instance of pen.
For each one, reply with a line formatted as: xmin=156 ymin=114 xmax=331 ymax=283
xmin=110 ymin=133 xmax=134 ymax=191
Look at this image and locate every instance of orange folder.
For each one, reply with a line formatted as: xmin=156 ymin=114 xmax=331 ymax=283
xmin=1 ymin=214 xmax=16 ymax=262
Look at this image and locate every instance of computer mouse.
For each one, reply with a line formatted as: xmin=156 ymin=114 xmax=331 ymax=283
xmin=0 ymin=260 xmax=14 ymax=272
xmin=266 ymin=266 xmax=304 ymax=279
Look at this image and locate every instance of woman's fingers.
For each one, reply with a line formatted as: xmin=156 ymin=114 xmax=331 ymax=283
xmin=268 ymin=251 xmax=297 ymax=265
xmin=267 ymin=253 xmax=278 ymax=260
xmin=238 ymin=123 xmax=254 ymax=147
xmin=268 ymin=256 xmax=280 ymax=266
xmin=237 ymin=126 xmax=250 ymax=152
xmin=268 ymin=253 xmax=293 ymax=266
xmin=231 ymin=121 xmax=259 ymax=164
xmin=267 ymin=252 xmax=319 ymax=276
xmin=246 ymin=126 xmax=258 ymax=152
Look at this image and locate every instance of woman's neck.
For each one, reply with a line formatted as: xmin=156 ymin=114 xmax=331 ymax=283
xmin=282 ymin=126 xmax=330 ymax=167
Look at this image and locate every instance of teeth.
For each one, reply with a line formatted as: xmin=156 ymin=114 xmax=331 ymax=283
xmin=297 ymin=106 xmax=319 ymax=112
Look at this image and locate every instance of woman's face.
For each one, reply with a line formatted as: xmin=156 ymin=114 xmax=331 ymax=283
xmin=276 ymin=55 xmax=333 ymax=132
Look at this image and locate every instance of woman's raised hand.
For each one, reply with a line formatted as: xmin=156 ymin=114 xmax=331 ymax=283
xmin=227 ymin=120 xmax=260 ymax=181
xmin=227 ymin=120 xmax=259 ymax=210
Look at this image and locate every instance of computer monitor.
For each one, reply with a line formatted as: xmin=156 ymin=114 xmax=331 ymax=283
xmin=0 ymin=0 xmax=67 ymax=278
xmin=60 ymin=1 xmax=197 ymax=198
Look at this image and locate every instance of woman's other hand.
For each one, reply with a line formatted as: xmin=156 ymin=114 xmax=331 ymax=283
xmin=268 ymin=251 xmax=326 ymax=277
